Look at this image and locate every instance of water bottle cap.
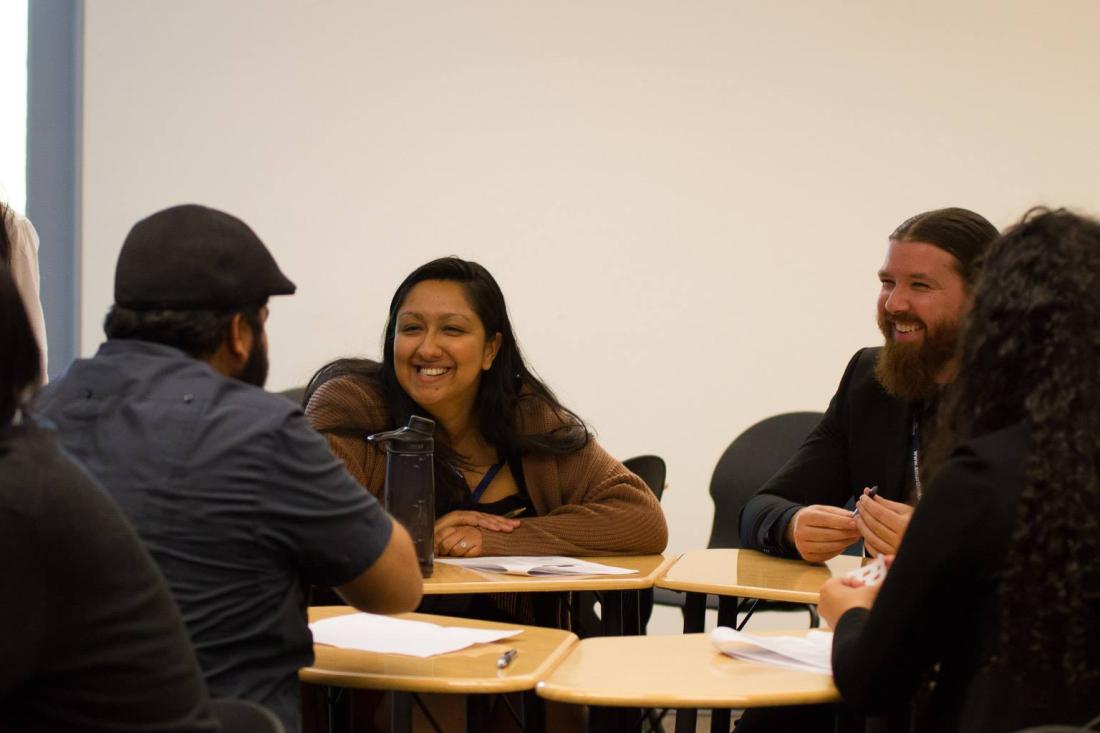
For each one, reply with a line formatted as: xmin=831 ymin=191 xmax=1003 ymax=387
xmin=407 ymin=415 xmax=434 ymax=436
xmin=367 ymin=415 xmax=436 ymax=453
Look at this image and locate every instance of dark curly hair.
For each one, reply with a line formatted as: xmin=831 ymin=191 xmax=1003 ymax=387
xmin=936 ymin=207 xmax=1100 ymax=698
xmin=305 ymin=257 xmax=589 ymax=512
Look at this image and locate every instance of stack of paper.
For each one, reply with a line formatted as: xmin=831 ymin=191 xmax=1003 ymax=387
xmin=437 ymin=556 xmax=639 ymax=576
xmin=310 ymin=613 xmax=521 ymax=658
xmin=710 ymin=627 xmax=833 ymax=675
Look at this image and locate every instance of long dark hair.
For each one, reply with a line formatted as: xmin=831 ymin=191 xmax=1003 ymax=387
xmin=306 ymin=257 xmax=589 ymax=508
xmin=934 ymin=208 xmax=1100 ymax=697
xmin=0 ymin=203 xmax=12 ymax=267
xmin=0 ymin=265 xmax=42 ymax=442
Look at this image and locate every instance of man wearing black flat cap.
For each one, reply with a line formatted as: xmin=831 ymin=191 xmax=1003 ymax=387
xmin=37 ymin=204 xmax=422 ymax=732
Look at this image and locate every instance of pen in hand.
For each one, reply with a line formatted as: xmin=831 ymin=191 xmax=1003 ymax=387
xmin=497 ymin=648 xmax=518 ymax=669
xmin=501 ymin=507 xmax=526 ymax=519
xmin=852 ymin=485 xmax=879 ymax=519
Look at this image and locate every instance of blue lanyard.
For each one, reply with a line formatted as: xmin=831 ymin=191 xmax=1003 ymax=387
xmin=911 ymin=413 xmax=923 ymax=500
xmin=469 ymin=462 xmax=504 ymax=504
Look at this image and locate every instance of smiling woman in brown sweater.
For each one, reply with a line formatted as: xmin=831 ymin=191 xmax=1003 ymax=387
xmin=304 ymin=257 xmax=667 ymax=560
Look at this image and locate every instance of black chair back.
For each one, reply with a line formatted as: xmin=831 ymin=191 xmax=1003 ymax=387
xmin=623 ymin=454 xmax=666 ymax=501
xmin=707 ymin=411 xmax=822 ymax=548
xmin=277 ymin=385 xmax=307 ymax=408
xmin=210 ymin=699 xmax=285 ymax=733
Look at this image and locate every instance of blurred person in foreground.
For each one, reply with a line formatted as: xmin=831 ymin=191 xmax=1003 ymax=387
xmin=0 ymin=264 xmax=216 ymax=733
xmin=1 ymin=201 xmax=47 ymax=380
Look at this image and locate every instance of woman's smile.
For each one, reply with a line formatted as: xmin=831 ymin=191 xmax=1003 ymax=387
xmin=394 ymin=280 xmax=500 ymax=421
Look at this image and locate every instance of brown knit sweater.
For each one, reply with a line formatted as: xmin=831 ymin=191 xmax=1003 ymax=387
xmin=305 ymin=374 xmax=668 ymax=557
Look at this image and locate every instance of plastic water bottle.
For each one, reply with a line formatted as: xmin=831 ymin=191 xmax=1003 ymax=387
xmin=367 ymin=415 xmax=435 ymax=578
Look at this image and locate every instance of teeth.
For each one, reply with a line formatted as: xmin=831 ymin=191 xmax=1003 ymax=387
xmin=895 ymin=323 xmax=920 ymax=333
xmin=420 ymin=367 xmax=449 ymax=376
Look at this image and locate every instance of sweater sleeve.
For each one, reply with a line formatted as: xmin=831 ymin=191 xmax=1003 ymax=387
xmin=307 ymin=378 xmax=668 ymax=557
xmin=304 ymin=375 xmax=388 ymax=501
xmin=480 ymin=404 xmax=669 ymax=556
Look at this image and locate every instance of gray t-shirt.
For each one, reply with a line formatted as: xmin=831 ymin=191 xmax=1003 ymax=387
xmin=37 ymin=340 xmax=393 ymax=732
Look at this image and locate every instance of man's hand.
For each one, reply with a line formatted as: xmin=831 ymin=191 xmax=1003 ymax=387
xmin=787 ymin=505 xmax=861 ymax=563
xmin=854 ymin=492 xmax=914 ymax=557
xmin=818 ymin=557 xmax=893 ymax=627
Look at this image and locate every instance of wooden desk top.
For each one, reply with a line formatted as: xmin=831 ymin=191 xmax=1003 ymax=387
xmin=655 ymin=548 xmax=862 ymax=604
xmin=536 ymin=632 xmax=837 ymax=708
xmin=423 ymin=553 xmax=676 ymax=595
xmin=300 ymin=607 xmax=577 ymax=693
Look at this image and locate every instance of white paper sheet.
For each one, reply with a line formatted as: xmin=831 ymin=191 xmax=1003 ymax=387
xmin=710 ymin=627 xmax=833 ymax=675
xmin=436 ymin=555 xmax=638 ymax=576
xmin=310 ymin=613 xmax=522 ymax=658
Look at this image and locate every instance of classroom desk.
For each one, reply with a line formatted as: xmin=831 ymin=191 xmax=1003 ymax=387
xmin=301 ymin=606 xmax=578 ymax=733
xmin=424 ymin=554 xmax=674 ymax=594
xmin=656 ymin=548 xmax=862 ymax=628
xmin=536 ymin=631 xmax=838 ymax=733
xmin=654 ymin=548 xmax=860 ymax=732
xmin=424 ymin=553 xmax=676 ymax=636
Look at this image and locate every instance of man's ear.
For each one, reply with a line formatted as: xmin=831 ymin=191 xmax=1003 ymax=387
xmin=226 ymin=313 xmax=253 ymax=362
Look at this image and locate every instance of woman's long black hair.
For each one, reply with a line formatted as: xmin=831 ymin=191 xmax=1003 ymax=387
xmin=306 ymin=257 xmax=589 ymax=510
xmin=933 ymin=208 xmax=1100 ymax=698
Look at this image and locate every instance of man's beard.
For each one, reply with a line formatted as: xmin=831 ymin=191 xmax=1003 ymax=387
xmin=237 ymin=339 xmax=269 ymax=388
xmin=874 ymin=313 xmax=960 ymax=401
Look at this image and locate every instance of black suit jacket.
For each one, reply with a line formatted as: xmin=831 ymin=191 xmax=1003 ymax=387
xmin=738 ymin=347 xmax=915 ymax=558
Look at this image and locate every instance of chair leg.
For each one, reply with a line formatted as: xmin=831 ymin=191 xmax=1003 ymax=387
xmin=521 ymin=690 xmax=545 ymax=733
xmin=808 ymin=605 xmax=821 ymax=628
xmin=391 ymin=692 xmax=413 ymax=733
xmin=464 ymin=695 xmax=491 ymax=733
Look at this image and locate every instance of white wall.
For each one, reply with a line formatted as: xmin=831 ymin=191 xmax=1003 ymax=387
xmin=81 ymin=1 xmax=1100 ymax=555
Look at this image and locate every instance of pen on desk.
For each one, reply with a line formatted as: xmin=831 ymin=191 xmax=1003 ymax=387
xmin=501 ymin=507 xmax=526 ymax=519
xmin=497 ymin=648 xmax=518 ymax=669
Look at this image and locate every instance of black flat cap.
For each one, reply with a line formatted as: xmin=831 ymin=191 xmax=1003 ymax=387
xmin=114 ymin=204 xmax=296 ymax=310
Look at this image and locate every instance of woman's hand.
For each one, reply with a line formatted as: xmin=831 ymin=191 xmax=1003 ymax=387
xmin=436 ymin=526 xmax=483 ymax=557
xmin=818 ymin=555 xmax=894 ymax=627
xmin=434 ymin=510 xmax=520 ymax=539
xmin=433 ymin=511 xmax=520 ymax=557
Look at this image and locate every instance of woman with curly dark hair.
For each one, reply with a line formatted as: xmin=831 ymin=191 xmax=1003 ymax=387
xmin=819 ymin=208 xmax=1100 ymax=732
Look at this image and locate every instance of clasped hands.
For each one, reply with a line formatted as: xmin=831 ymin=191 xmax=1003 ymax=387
xmin=433 ymin=511 xmax=521 ymax=557
xmin=788 ymin=487 xmax=914 ymax=563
